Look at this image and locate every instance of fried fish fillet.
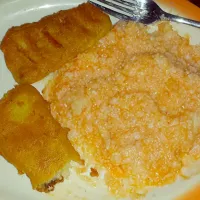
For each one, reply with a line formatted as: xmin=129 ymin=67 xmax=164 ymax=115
xmin=0 ymin=3 xmax=112 ymax=84
xmin=0 ymin=85 xmax=80 ymax=192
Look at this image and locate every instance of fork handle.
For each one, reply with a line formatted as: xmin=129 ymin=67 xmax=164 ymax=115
xmin=163 ymin=12 xmax=200 ymax=28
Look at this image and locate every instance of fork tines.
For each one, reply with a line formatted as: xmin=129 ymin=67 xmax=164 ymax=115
xmin=89 ymin=0 xmax=133 ymax=21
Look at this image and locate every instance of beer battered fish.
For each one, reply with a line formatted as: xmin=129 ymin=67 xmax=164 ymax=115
xmin=0 ymin=3 xmax=112 ymax=84
xmin=0 ymin=85 xmax=80 ymax=192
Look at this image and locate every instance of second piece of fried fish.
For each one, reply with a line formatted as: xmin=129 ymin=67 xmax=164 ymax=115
xmin=0 ymin=85 xmax=80 ymax=192
xmin=0 ymin=3 xmax=112 ymax=84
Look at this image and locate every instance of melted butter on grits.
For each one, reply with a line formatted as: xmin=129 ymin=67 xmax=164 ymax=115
xmin=44 ymin=21 xmax=200 ymax=199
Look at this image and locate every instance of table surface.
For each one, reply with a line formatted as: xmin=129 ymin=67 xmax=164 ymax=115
xmin=157 ymin=0 xmax=200 ymax=20
xmin=189 ymin=0 xmax=200 ymax=7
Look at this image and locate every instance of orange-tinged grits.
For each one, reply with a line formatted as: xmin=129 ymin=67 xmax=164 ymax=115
xmin=44 ymin=21 xmax=200 ymax=198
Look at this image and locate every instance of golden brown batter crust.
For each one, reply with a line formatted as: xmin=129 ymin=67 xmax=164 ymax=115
xmin=0 ymin=3 xmax=112 ymax=84
xmin=0 ymin=85 xmax=80 ymax=191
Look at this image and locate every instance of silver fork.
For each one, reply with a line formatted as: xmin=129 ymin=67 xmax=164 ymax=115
xmin=89 ymin=0 xmax=200 ymax=28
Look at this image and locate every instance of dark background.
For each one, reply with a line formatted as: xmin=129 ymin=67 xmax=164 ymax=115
xmin=189 ymin=0 xmax=200 ymax=7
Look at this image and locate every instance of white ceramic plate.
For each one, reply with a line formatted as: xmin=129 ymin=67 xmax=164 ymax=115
xmin=1 ymin=1 xmax=200 ymax=200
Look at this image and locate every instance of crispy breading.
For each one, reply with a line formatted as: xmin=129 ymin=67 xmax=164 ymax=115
xmin=0 ymin=3 xmax=112 ymax=84
xmin=0 ymin=85 xmax=80 ymax=192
